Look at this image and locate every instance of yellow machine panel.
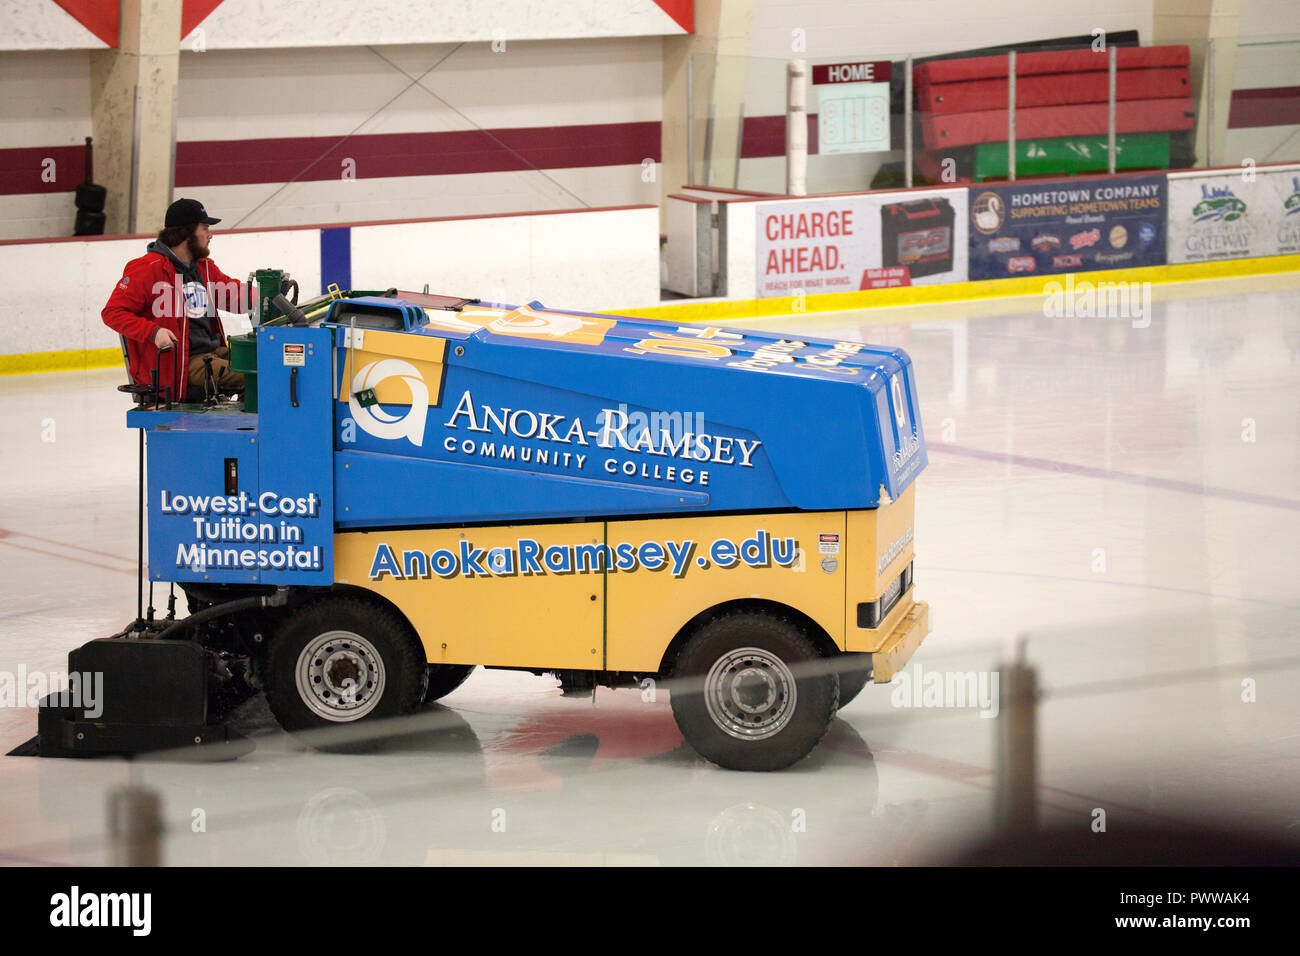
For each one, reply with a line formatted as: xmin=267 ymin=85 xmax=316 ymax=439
xmin=334 ymin=523 xmax=604 ymax=670
xmin=337 ymin=329 xmax=448 ymax=407
xmin=333 ymin=499 xmax=922 ymax=673
xmin=605 ymin=511 xmax=846 ymax=672
xmin=844 ymin=484 xmax=917 ymax=652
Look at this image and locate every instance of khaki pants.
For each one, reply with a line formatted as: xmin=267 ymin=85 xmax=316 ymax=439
xmin=187 ymin=346 xmax=244 ymax=392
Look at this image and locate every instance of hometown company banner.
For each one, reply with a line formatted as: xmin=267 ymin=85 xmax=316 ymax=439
xmin=754 ymin=189 xmax=969 ymax=298
xmin=1166 ymin=166 xmax=1300 ymax=264
xmin=968 ymin=174 xmax=1167 ymax=280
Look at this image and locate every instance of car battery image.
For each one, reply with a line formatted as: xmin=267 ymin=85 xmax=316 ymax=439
xmin=881 ymin=197 xmax=955 ymax=278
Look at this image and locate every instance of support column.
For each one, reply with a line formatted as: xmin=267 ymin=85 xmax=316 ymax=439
xmin=661 ymin=0 xmax=753 ymax=214
xmin=90 ymin=0 xmax=181 ymax=235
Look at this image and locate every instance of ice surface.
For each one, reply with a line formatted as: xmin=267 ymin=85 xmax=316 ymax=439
xmin=1 ymin=273 xmax=1297 ymax=865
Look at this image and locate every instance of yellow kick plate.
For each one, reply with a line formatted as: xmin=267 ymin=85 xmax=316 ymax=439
xmin=871 ymin=601 xmax=929 ymax=683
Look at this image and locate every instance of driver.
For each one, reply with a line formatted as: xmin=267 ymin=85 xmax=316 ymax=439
xmin=103 ymin=198 xmax=246 ymax=399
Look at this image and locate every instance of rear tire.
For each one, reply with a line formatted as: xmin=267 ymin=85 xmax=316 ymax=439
xmin=670 ymin=611 xmax=838 ymax=771
xmin=266 ymin=597 xmax=426 ymax=732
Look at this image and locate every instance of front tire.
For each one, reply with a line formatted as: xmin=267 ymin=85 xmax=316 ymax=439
xmin=670 ymin=611 xmax=838 ymax=771
xmin=266 ymin=597 xmax=426 ymax=732
xmin=835 ymin=653 xmax=873 ymax=708
xmin=424 ymin=664 xmax=475 ymax=703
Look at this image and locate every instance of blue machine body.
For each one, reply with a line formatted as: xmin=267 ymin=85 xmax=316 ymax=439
xmin=128 ymin=295 xmax=926 ymax=587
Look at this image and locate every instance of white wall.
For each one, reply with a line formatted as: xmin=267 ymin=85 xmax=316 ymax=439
xmin=0 ymin=37 xmax=664 ymax=239
xmin=0 ymin=50 xmax=92 ymax=238
xmin=0 ymin=229 xmax=320 ymax=356
xmin=0 ymin=205 xmax=660 ymax=359
xmin=1237 ymin=0 xmax=1300 ymax=37
xmin=176 ymin=38 xmax=663 ymax=229
xmin=0 ymin=0 xmax=106 ymax=50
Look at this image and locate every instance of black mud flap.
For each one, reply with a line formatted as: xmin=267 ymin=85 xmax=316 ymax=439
xmin=24 ymin=637 xmax=253 ymax=761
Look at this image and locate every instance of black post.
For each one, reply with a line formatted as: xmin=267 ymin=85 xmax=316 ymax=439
xmin=136 ymin=427 xmax=144 ymax=626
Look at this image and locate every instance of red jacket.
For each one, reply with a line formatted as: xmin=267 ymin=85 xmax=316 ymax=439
xmin=102 ymin=249 xmax=245 ymax=398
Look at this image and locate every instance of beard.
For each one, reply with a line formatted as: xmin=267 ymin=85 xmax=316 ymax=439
xmin=186 ymin=234 xmax=210 ymax=260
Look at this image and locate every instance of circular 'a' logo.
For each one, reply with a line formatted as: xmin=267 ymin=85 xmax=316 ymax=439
xmin=349 ymin=359 xmax=428 ymax=446
xmin=890 ymin=373 xmax=908 ymax=430
xmin=182 ymin=281 xmax=210 ymax=318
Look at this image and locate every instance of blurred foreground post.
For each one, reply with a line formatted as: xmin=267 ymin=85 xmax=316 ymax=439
xmin=108 ymin=785 xmax=163 ymax=867
xmin=995 ymin=641 xmax=1037 ymax=833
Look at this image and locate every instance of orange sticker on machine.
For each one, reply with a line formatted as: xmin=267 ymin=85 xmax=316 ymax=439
xmin=422 ymin=305 xmax=615 ymax=346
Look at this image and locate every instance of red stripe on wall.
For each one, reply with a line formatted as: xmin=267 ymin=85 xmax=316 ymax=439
xmin=175 ymin=121 xmax=661 ymax=187
xmin=740 ymin=115 xmax=820 ymax=158
xmin=1229 ymin=86 xmax=1300 ymax=129
xmin=0 ymin=145 xmax=85 ymax=196
xmin=0 ymin=122 xmax=661 ymax=196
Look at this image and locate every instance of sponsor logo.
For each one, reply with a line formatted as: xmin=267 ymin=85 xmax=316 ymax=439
xmin=182 ymin=280 xmax=210 ymax=319
xmin=1030 ymin=233 xmax=1061 ymax=251
xmin=1108 ymin=224 xmax=1128 ymax=248
xmin=877 ymin=524 xmax=914 ymax=574
xmin=368 ymin=530 xmax=800 ymax=581
xmin=899 ymin=226 xmax=951 ymax=261
xmin=424 ymin=305 xmax=616 ymax=346
xmin=971 ymin=191 xmax=1005 ymax=234
xmin=988 ymin=236 xmax=1020 ymax=253
xmin=1070 ymin=228 xmax=1101 ymax=249
xmin=1138 ymin=221 xmax=1156 ymax=248
xmin=1051 ymin=253 xmax=1083 ymax=269
xmin=1192 ymin=183 xmax=1247 ymax=222
xmin=350 ymin=359 xmax=429 ymax=446
xmin=440 ymin=391 xmax=763 ymax=488
xmin=1285 ymin=176 xmax=1300 ymax=216
xmin=1007 ymin=256 xmax=1036 ymax=273
xmin=894 ymin=430 xmax=922 ymax=471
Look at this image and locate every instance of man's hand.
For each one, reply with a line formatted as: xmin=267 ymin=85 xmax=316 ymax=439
xmin=154 ymin=327 xmax=177 ymax=350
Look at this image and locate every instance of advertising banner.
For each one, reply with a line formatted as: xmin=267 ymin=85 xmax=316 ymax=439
xmin=1166 ymin=166 xmax=1300 ymax=263
xmin=968 ymin=174 xmax=1167 ymax=280
xmin=754 ymin=189 xmax=969 ymax=298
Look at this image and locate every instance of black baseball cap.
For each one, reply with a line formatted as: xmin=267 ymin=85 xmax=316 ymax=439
xmin=165 ymin=198 xmax=221 ymax=227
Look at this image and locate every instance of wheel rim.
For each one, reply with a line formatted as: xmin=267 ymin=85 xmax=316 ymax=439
xmin=295 ymin=630 xmax=386 ymax=721
xmin=703 ymin=646 xmax=798 ymax=741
